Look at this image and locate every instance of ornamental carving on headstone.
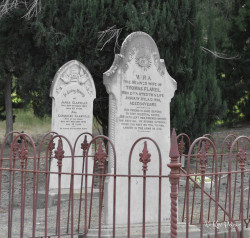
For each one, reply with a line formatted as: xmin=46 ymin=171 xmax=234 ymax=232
xmin=119 ymin=32 xmax=165 ymax=76
xmin=135 ymin=55 xmax=152 ymax=71
xmin=53 ymin=62 xmax=94 ymax=97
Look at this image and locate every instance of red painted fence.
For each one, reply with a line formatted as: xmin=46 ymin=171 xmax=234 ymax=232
xmin=0 ymin=130 xmax=249 ymax=238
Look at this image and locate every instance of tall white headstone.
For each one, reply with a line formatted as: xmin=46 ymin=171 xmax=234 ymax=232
xmin=103 ymin=32 xmax=177 ymax=225
xmin=50 ymin=60 xmax=96 ymax=190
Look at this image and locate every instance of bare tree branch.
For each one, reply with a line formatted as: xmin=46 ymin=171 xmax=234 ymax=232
xmin=201 ymin=46 xmax=239 ymax=60
xmin=97 ymin=25 xmax=123 ymax=53
xmin=0 ymin=0 xmax=41 ymax=19
xmin=0 ymin=0 xmax=17 ymax=17
xmin=23 ymin=0 xmax=41 ymax=20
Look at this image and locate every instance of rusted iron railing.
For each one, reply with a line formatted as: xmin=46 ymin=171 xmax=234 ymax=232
xmin=176 ymin=131 xmax=250 ymax=238
xmin=0 ymin=130 xmax=249 ymax=238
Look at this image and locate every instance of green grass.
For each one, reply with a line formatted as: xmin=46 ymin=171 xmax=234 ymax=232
xmin=13 ymin=108 xmax=50 ymax=128
xmin=0 ymin=108 xmax=102 ymax=142
xmin=0 ymin=108 xmax=51 ymax=141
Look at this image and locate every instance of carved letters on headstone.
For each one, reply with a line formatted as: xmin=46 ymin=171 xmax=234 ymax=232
xmin=50 ymin=60 xmax=96 ymax=190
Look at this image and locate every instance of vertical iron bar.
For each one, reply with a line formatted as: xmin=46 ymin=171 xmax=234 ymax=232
xmin=238 ymin=148 xmax=246 ymax=238
xmin=20 ymin=166 xmax=24 ymax=238
xmin=191 ymin=158 xmax=198 ymax=224
xmin=207 ymin=154 xmax=215 ymax=222
xmin=84 ymin=156 xmax=88 ymax=238
xmin=45 ymin=157 xmax=48 ymax=238
xmin=127 ymin=173 xmax=131 ymax=238
xmin=182 ymin=179 xmax=188 ymax=222
xmin=78 ymin=151 xmax=86 ymax=231
xmin=22 ymin=158 xmax=28 ymax=237
xmin=19 ymin=139 xmax=28 ymax=238
xmin=199 ymin=142 xmax=207 ymax=238
xmin=67 ymin=161 xmax=74 ymax=234
xmin=214 ymin=163 xmax=218 ymax=238
xmin=10 ymin=155 xmax=16 ymax=237
xmin=55 ymin=139 xmax=64 ymax=238
xmin=224 ymin=175 xmax=229 ymax=221
xmin=94 ymin=140 xmax=107 ymax=238
xmin=168 ymin=129 xmax=181 ymax=238
xmin=88 ymin=162 xmax=96 ymax=229
xmin=247 ymin=178 xmax=250 ymax=228
xmin=158 ymin=174 xmax=161 ymax=238
xmin=98 ymin=170 xmax=103 ymax=238
xmin=71 ymin=164 xmax=74 ymax=238
xmin=240 ymin=168 xmax=244 ymax=238
xmin=142 ymin=170 xmax=146 ymax=238
xmin=200 ymin=174 xmax=204 ymax=238
xmin=57 ymin=166 xmax=61 ymax=237
xmin=32 ymin=155 xmax=37 ymax=238
xmin=233 ymin=161 xmax=238 ymax=219
xmin=228 ymin=160 xmax=232 ymax=238
xmin=113 ymin=170 xmax=116 ymax=238
xmin=7 ymin=160 xmax=13 ymax=238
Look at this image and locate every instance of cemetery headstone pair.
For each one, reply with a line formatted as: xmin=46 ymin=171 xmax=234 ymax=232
xmin=50 ymin=32 xmax=177 ymax=226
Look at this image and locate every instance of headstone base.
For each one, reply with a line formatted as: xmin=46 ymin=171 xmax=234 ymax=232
xmin=36 ymin=188 xmax=99 ymax=209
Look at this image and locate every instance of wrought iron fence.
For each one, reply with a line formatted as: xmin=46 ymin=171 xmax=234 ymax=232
xmin=0 ymin=130 xmax=249 ymax=238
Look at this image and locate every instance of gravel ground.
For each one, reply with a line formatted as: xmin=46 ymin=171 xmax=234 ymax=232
xmin=177 ymin=123 xmax=250 ymax=234
xmin=0 ymin=197 xmax=101 ymax=238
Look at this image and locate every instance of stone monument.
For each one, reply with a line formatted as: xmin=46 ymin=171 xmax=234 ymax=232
xmin=103 ymin=32 xmax=177 ymax=226
xmin=50 ymin=60 xmax=96 ymax=190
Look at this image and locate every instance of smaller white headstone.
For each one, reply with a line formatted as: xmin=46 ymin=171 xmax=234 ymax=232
xmin=50 ymin=60 xmax=96 ymax=190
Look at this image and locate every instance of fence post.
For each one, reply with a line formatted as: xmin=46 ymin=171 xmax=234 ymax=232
xmin=168 ymin=129 xmax=181 ymax=238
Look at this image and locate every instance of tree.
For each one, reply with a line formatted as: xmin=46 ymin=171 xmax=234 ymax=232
xmin=168 ymin=0 xmax=226 ymax=137
xmin=0 ymin=9 xmax=28 ymax=144
xmin=1 ymin=0 xmax=226 ymax=139
xmin=194 ymin=10 xmax=226 ymax=133
xmin=126 ymin=0 xmax=226 ymax=137
xmin=201 ymin=0 xmax=250 ymax=123
xmin=218 ymin=0 xmax=250 ymax=122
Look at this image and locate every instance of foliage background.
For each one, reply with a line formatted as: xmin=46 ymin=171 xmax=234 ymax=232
xmin=0 ymin=0 xmax=249 ymax=140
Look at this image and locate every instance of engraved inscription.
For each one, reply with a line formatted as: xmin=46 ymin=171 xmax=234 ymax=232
xmin=119 ymin=73 xmax=166 ymax=132
xmin=56 ymin=90 xmax=90 ymax=131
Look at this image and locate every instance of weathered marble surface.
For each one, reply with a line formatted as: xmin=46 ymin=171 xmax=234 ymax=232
xmin=103 ymin=32 xmax=177 ymax=225
xmin=50 ymin=60 xmax=96 ymax=189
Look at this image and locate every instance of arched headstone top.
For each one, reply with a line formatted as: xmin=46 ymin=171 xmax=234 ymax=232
xmin=105 ymin=31 xmax=163 ymax=79
xmin=104 ymin=31 xmax=176 ymax=99
xmin=50 ymin=60 xmax=96 ymax=99
xmin=120 ymin=31 xmax=160 ymax=61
